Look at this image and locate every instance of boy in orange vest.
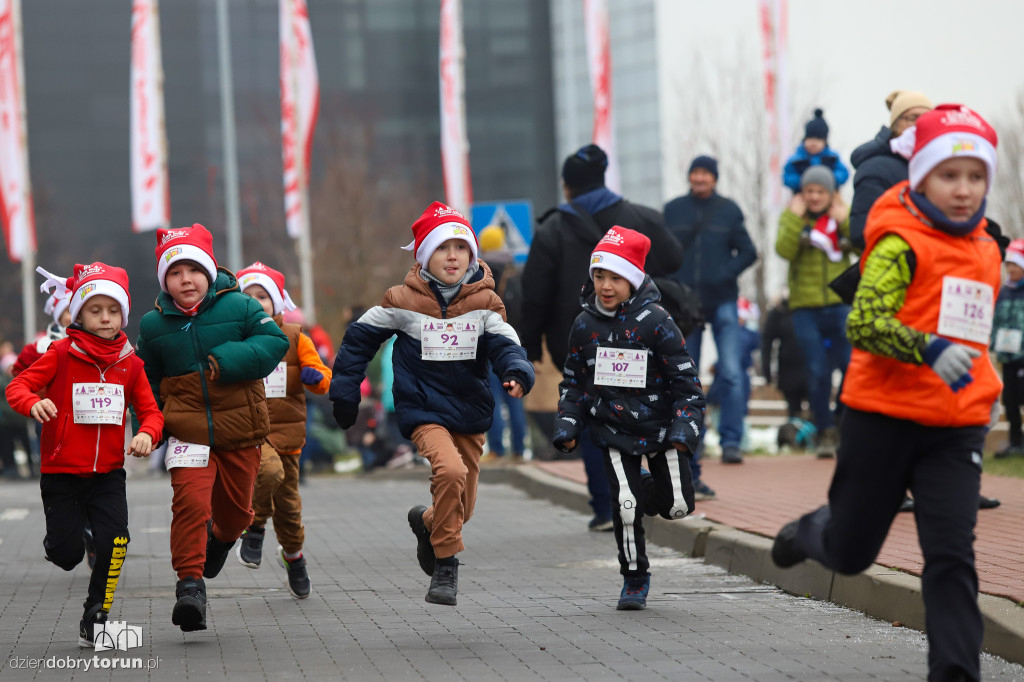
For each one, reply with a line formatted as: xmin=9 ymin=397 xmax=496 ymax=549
xmin=234 ymin=262 xmax=331 ymax=599
xmin=772 ymin=105 xmax=1000 ymax=682
xmin=6 ymin=263 xmax=163 ymax=647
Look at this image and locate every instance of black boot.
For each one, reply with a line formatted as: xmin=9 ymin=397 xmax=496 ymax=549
xmin=407 ymin=506 xmax=435 ymax=576
xmin=425 ymin=557 xmax=459 ymax=606
xmin=171 ymin=577 xmax=207 ymax=632
xmin=203 ymin=521 xmax=235 ymax=579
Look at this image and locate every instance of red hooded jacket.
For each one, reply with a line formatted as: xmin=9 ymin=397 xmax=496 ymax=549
xmin=5 ymin=328 xmax=163 ymax=475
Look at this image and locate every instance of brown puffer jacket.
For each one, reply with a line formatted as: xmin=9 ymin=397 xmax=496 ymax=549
xmin=160 ymin=371 xmax=269 ymax=450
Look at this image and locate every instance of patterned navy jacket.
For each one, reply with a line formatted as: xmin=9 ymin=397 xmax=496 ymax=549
xmin=554 ymin=275 xmax=705 ymax=456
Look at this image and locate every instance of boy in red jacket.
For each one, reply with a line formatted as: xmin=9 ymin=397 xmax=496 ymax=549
xmin=5 ymin=263 xmax=163 ymax=648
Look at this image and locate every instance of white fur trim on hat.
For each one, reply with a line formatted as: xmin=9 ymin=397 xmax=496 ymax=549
xmin=1006 ymin=250 xmax=1024 ymax=270
xmin=69 ymin=279 xmax=131 ymax=328
xmin=401 ymin=221 xmax=479 ymax=269
xmin=237 ymin=271 xmax=297 ymax=316
xmin=44 ymin=292 xmax=71 ymax=325
xmin=157 ymin=244 xmax=218 ymax=292
xmin=901 ymin=130 xmax=997 ymax=192
xmin=589 ymin=251 xmax=645 ymax=291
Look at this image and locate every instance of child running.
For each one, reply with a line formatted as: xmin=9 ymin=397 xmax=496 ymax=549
xmin=772 ymin=104 xmax=1001 ymax=682
xmin=5 ymin=263 xmax=163 ymax=646
xmin=330 ymin=201 xmax=534 ymax=606
xmin=553 ymin=226 xmax=704 ymax=610
xmin=234 ymin=261 xmax=332 ymax=598
xmin=136 ymin=225 xmax=289 ymax=632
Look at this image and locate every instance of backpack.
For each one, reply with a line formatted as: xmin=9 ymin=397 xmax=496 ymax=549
xmin=651 ymin=276 xmax=704 ymax=338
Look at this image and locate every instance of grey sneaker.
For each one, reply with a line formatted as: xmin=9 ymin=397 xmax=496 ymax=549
xmin=693 ymin=479 xmax=717 ymax=500
xmin=236 ymin=524 xmax=264 ymax=569
xmin=816 ymin=427 xmax=839 ymax=458
xmin=721 ymin=446 xmax=743 ymax=464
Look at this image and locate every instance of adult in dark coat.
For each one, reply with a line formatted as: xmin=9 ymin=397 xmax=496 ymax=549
xmin=760 ymin=297 xmax=808 ymax=419
xmin=521 ymin=144 xmax=683 ymax=531
xmin=848 ymin=90 xmax=932 ymax=249
xmin=664 ymin=155 xmax=757 ymax=476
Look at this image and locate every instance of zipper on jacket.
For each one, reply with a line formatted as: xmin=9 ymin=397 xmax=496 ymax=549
xmin=93 ymin=365 xmax=106 ymax=472
xmin=187 ymin=321 xmax=216 ymax=448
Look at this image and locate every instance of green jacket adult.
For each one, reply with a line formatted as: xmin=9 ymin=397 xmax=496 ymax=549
xmin=136 ymin=267 xmax=289 ymax=450
xmin=775 ymin=210 xmax=854 ymax=310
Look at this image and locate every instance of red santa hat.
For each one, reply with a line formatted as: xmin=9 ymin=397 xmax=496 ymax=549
xmin=154 ymin=224 xmax=219 ymax=292
xmin=43 ymin=290 xmax=71 ymax=326
xmin=236 ymin=262 xmax=297 ymax=316
xmin=1006 ymin=239 xmax=1024 ymax=270
xmin=890 ymin=104 xmax=998 ymax=192
xmin=402 ymin=201 xmax=478 ymax=269
xmin=589 ymin=226 xmax=651 ymax=291
xmin=37 ymin=262 xmax=132 ymax=328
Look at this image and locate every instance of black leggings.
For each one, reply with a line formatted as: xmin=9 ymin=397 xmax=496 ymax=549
xmin=602 ymin=448 xmax=694 ymax=576
xmin=41 ymin=469 xmax=130 ymax=614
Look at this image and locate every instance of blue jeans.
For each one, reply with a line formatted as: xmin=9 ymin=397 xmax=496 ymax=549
xmin=686 ymin=301 xmax=745 ymax=479
xmin=487 ymin=373 xmax=527 ymax=456
xmin=580 ymin=430 xmax=611 ymax=519
xmin=790 ymin=304 xmax=851 ymax=430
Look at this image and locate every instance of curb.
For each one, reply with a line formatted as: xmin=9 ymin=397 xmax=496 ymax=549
xmin=481 ymin=464 xmax=1024 ymax=666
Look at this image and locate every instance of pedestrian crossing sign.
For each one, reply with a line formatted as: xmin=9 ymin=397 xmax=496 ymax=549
xmin=471 ymin=200 xmax=533 ymax=263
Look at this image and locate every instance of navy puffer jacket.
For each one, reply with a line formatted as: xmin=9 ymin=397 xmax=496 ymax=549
xmin=554 ymin=276 xmax=705 ymax=456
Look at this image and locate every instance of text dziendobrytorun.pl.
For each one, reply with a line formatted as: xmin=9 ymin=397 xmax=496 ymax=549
xmin=7 ymin=655 xmax=161 ymax=672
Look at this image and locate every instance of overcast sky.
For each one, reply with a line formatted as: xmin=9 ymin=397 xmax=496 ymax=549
xmin=657 ymin=0 xmax=1024 ymax=199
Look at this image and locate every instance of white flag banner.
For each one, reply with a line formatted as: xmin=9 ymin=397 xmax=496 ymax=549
xmin=583 ymin=0 xmax=619 ymax=193
xmin=130 ymin=0 xmax=170 ymax=233
xmin=759 ymin=0 xmax=790 ymax=208
xmin=0 ymin=0 xmax=34 ymax=262
xmin=439 ymin=0 xmax=472 ymax=215
xmin=280 ymin=0 xmax=319 ymax=239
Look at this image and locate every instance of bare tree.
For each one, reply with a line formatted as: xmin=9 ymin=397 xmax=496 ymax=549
xmin=991 ymin=90 xmax=1024 ymax=239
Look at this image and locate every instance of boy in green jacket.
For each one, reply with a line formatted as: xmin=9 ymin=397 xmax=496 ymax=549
xmin=136 ymin=224 xmax=288 ymax=633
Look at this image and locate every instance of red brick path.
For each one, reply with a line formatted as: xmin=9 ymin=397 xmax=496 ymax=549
xmin=535 ymin=455 xmax=1024 ymax=604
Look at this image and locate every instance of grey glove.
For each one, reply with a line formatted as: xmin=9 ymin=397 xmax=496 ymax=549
xmin=924 ymin=338 xmax=981 ymax=392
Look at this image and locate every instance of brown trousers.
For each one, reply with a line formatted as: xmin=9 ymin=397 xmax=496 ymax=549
xmin=251 ymin=443 xmax=304 ymax=554
xmin=169 ymin=445 xmax=261 ymax=580
xmin=411 ymin=424 xmax=486 ymax=558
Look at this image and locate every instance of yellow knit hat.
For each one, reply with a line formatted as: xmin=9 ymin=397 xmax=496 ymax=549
xmin=479 ymin=224 xmax=506 ymax=252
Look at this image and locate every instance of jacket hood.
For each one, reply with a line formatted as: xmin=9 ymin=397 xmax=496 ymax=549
xmin=558 ymin=186 xmax=623 ymax=217
xmin=403 ymin=260 xmax=495 ymax=302
xmin=851 ymin=125 xmax=896 ymax=169
xmin=579 ymin=274 xmax=660 ymax=316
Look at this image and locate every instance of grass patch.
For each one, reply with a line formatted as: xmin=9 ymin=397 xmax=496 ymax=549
xmin=983 ymin=452 xmax=1024 ymax=479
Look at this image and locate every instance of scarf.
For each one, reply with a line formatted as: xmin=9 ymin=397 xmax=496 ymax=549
xmin=420 ymin=262 xmax=480 ymax=303
xmin=66 ymin=326 xmax=132 ymax=368
xmin=907 ymin=189 xmax=986 ymax=237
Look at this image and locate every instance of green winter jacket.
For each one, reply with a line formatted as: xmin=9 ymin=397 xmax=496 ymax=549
xmin=775 ymin=209 xmax=855 ymax=310
xmin=136 ymin=267 xmax=289 ymax=450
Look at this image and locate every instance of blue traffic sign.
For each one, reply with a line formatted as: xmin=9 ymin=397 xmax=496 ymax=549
xmin=471 ymin=200 xmax=533 ymax=263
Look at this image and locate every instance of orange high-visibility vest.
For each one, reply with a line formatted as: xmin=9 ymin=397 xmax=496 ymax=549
xmin=841 ymin=182 xmax=1002 ymax=427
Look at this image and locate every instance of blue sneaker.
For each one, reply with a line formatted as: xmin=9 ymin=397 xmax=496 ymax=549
xmin=616 ymin=572 xmax=650 ymax=610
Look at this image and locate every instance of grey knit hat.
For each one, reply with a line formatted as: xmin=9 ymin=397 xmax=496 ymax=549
xmin=799 ymin=165 xmax=835 ymax=194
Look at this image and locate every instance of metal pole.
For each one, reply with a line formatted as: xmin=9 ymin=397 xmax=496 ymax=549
xmin=21 ymin=250 xmax=35 ymax=345
xmin=216 ymin=0 xmax=242 ymax=270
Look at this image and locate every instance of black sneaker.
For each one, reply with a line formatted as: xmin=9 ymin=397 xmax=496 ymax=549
xmin=771 ymin=521 xmax=807 ymax=568
xmin=994 ymin=445 xmax=1024 ymax=459
xmin=587 ymin=515 xmax=614 ymax=532
xmin=203 ymin=521 xmax=235 ymax=579
xmin=898 ymin=495 xmax=915 ymax=513
xmin=236 ymin=524 xmax=265 ymax=569
xmin=721 ymin=446 xmax=743 ymax=464
xmin=78 ymin=603 xmax=107 ymax=648
xmin=425 ymin=558 xmax=459 ymax=606
xmin=83 ymin=523 xmax=96 ymax=570
xmin=693 ymin=478 xmax=717 ymax=501
xmin=407 ymin=505 xmax=435 ymax=576
xmin=616 ymin=572 xmax=650 ymax=610
xmin=171 ymin=577 xmax=207 ymax=632
xmin=979 ymin=496 xmax=1001 ymax=510
xmin=277 ymin=547 xmax=312 ymax=599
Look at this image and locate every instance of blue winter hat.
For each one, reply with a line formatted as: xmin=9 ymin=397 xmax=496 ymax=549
xmin=805 ymin=108 xmax=829 ymax=141
xmin=688 ymin=155 xmax=718 ymax=180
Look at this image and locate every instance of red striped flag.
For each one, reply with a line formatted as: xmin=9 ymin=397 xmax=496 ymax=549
xmin=439 ymin=0 xmax=472 ymax=214
xmin=583 ymin=0 xmax=619 ymax=193
xmin=130 ymin=0 xmax=170 ymax=233
xmin=280 ymin=0 xmax=319 ymax=239
xmin=0 ymin=0 xmax=34 ymax=262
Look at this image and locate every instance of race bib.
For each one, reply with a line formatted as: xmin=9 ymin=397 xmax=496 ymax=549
xmin=263 ymin=362 xmax=287 ymax=398
xmin=937 ymin=276 xmax=993 ymax=345
xmin=421 ymin=319 xmax=480 ymax=361
xmin=594 ymin=347 xmax=648 ymax=387
xmin=72 ymin=383 xmax=125 ymax=425
xmin=994 ymin=328 xmax=1023 ymax=354
xmin=165 ymin=436 xmax=211 ymax=468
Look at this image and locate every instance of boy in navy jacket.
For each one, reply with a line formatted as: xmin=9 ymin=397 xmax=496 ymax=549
xmin=554 ymin=227 xmax=705 ymax=610
xmin=330 ymin=202 xmax=534 ymax=606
